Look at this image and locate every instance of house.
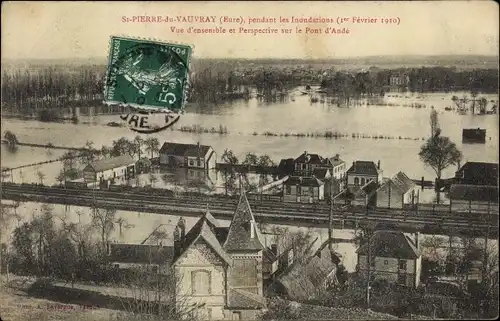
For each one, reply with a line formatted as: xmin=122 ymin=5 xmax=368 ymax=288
xmin=454 ymin=162 xmax=498 ymax=186
xmin=271 ymin=238 xmax=341 ymax=301
xmin=356 ymin=230 xmax=422 ymax=288
xmin=389 ymin=73 xmax=410 ymax=92
xmin=449 ymin=184 xmax=499 ymax=212
xmin=346 ymin=160 xmax=383 ymax=192
xmin=293 ymin=151 xmax=326 ymax=176
xmin=108 ymin=243 xmax=174 ymax=274
xmin=352 ymin=180 xmax=379 ymax=208
xmin=172 ymin=188 xmax=267 ymax=320
xmin=462 ymin=128 xmax=486 ymax=144
xmin=159 ymin=142 xmax=216 ymax=170
xmin=327 ymin=154 xmax=347 ymax=191
xmin=376 ymin=172 xmax=419 ymax=209
xmin=282 ymin=176 xmax=324 ymax=203
xmin=82 ymin=155 xmax=136 ymax=185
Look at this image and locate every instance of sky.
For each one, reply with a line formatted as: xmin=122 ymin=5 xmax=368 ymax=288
xmin=1 ymin=1 xmax=499 ymax=60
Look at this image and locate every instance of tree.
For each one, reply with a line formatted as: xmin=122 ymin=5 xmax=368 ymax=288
xmin=144 ymin=137 xmax=160 ymax=159
xmin=115 ymin=217 xmax=134 ymax=238
xmin=91 ymin=207 xmax=116 ymax=252
xmin=221 ymin=149 xmax=239 ymax=195
xmin=36 ymin=169 xmax=46 ymax=185
xmin=429 ymin=108 xmax=440 ymax=137
xmin=418 ymin=133 xmax=462 ymax=203
xmin=4 ymin=130 xmax=19 ymax=147
xmin=134 ymin=135 xmax=144 ymax=159
xmin=0 ymin=204 xmax=21 ymax=275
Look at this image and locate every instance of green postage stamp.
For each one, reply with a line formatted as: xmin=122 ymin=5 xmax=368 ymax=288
xmin=104 ymin=36 xmax=192 ymax=112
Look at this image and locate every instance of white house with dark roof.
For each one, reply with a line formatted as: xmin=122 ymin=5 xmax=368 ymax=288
xmin=356 ymin=230 xmax=422 ymax=288
xmin=172 ymin=187 xmax=267 ymax=320
xmin=347 ymin=160 xmax=383 ymax=192
xmin=376 ymin=171 xmax=420 ymax=209
xmin=159 ymin=142 xmax=216 ymax=170
xmin=82 ymin=155 xmax=136 ymax=185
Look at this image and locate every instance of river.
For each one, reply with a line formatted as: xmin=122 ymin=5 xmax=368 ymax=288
xmin=1 ymin=90 xmax=498 ymax=272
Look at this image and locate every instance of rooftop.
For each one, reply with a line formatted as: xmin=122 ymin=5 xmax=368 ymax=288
xmin=347 ymin=161 xmax=380 ymax=176
xmin=159 ymin=142 xmax=212 ymax=157
xmin=294 ymin=152 xmax=324 ymax=165
xmin=449 ymin=184 xmax=499 ymax=203
xmin=84 ymin=155 xmax=135 ymax=173
xmin=356 ymin=230 xmax=420 ymax=260
xmin=284 ymin=176 xmax=324 ymax=187
xmin=456 ymin=162 xmax=498 ymax=186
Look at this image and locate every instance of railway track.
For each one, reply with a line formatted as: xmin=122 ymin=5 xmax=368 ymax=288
xmin=1 ymin=184 xmax=497 ymax=235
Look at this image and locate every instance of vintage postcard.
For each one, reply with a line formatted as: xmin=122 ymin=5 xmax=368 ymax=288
xmin=1 ymin=1 xmax=498 ymax=321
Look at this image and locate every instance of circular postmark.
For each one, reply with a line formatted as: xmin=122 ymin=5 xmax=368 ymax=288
xmin=118 ymin=109 xmax=181 ymax=134
xmin=105 ymin=40 xmax=190 ymax=113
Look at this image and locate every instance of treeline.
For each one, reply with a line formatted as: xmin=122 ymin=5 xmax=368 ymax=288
xmin=320 ymin=67 xmax=499 ymax=96
xmin=1 ymin=67 xmax=105 ymax=117
xmin=2 ymin=64 xmax=498 ymax=116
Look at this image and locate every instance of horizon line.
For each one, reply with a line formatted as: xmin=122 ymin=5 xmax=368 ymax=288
xmin=2 ymin=53 xmax=499 ymax=62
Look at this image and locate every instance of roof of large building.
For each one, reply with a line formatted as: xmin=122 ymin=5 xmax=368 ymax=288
xmin=227 ymin=288 xmax=267 ymax=309
xmin=384 ymin=171 xmax=416 ymax=194
xmin=223 ymin=188 xmax=265 ymax=252
xmin=456 ymin=162 xmax=498 ymax=186
xmin=313 ymin=168 xmax=330 ymax=180
xmin=327 ymin=154 xmax=345 ymax=167
xmin=356 ymin=230 xmax=420 ymax=260
xmin=172 ymin=211 xmax=232 ymax=265
xmin=84 ymin=155 xmax=135 ymax=173
xmin=109 ymin=243 xmax=174 ymax=265
xmin=449 ymin=184 xmax=499 ymax=203
xmin=276 ymin=238 xmax=341 ymax=301
xmin=356 ymin=180 xmax=379 ymax=197
xmin=347 ymin=161 xmax=380 ymax=176
xmin=294 ymin=152 xmax=324 ymax=165
xmin=159 ymin=142 xmax=212 ymax=158
xmin=284 ymin=176 xmax=324 ymax=187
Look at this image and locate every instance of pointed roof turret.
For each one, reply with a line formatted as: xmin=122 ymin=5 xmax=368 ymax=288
xmin=223 ymin=186 xmax=264 ymax=252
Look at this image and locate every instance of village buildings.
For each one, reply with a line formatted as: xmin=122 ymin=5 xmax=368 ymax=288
xmin=356 ymin=230 xmax=422 ymax=288
xmin=376 ymin=172 xmax=419 ymax=209
xmin=170 ymin=188 xmax=268 ymax=320
xmin=346 ymin=160 xmax=383 ymax=192
xmin=159 ymin=142 xmax=217 ymax=171
xmin=82 ymin=155 xmax=136 ymax=187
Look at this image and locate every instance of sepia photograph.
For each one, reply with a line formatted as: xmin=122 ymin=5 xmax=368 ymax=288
xmin=0 ymin=1 xmax=498 ymax=320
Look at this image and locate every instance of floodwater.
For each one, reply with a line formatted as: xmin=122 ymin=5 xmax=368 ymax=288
xmin=1 ymin=90 xmax=498 ymax=272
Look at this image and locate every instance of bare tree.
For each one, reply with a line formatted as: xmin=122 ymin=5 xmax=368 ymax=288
xmin=429 ymin=108 xmax=440 ymax=137
xmin=36 ymin=168 xmax=46 ymax=185
xmin=91 ymin=207 xmax=116 ymax=252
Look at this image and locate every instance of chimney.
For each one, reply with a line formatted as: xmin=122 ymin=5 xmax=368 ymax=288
xmin=335 ymin=154 xmax=340 ymax=160
xmin=271 ymin=244 xmax=278 ymax=256
xmin=377 ymin=160 xmax=381 ymax=170
xmin=177 ymin=217 xmax=186 ymax=239
xmin=304 ymin=151 xmax=308 ymax=156
xmin=174 ymin=226 xmax=182 ymax=258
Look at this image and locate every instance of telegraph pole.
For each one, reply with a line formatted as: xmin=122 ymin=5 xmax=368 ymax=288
xmin=366 ymin=221 xmax=371 ymax=309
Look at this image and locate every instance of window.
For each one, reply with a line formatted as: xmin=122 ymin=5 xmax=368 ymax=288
xmin=309 ymin=186 xmax=314 ymax=195
xmin=197 ymin=160 xmax=201 ymax=167
xmin=286 ymin=185 xmax=291 ymax=195
xmin=297 ymin=186 xmax=302 ymax=194
xmin=189 ymin=160 xmax=194 ymax=166
xmin=361 ymin=178 xmax=365 ymax=185
xmin=398 ymin=260 xmax=407 ymax=270
xmin=398 ymin=273 xmax=407 ymax=285
xmin=232 ymin=312 xmax=241 ymax=320
xmin=191 ymin=270 xmax=211 ymax=295
xmin=354 ymin=177 xmax=359 ymax=186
